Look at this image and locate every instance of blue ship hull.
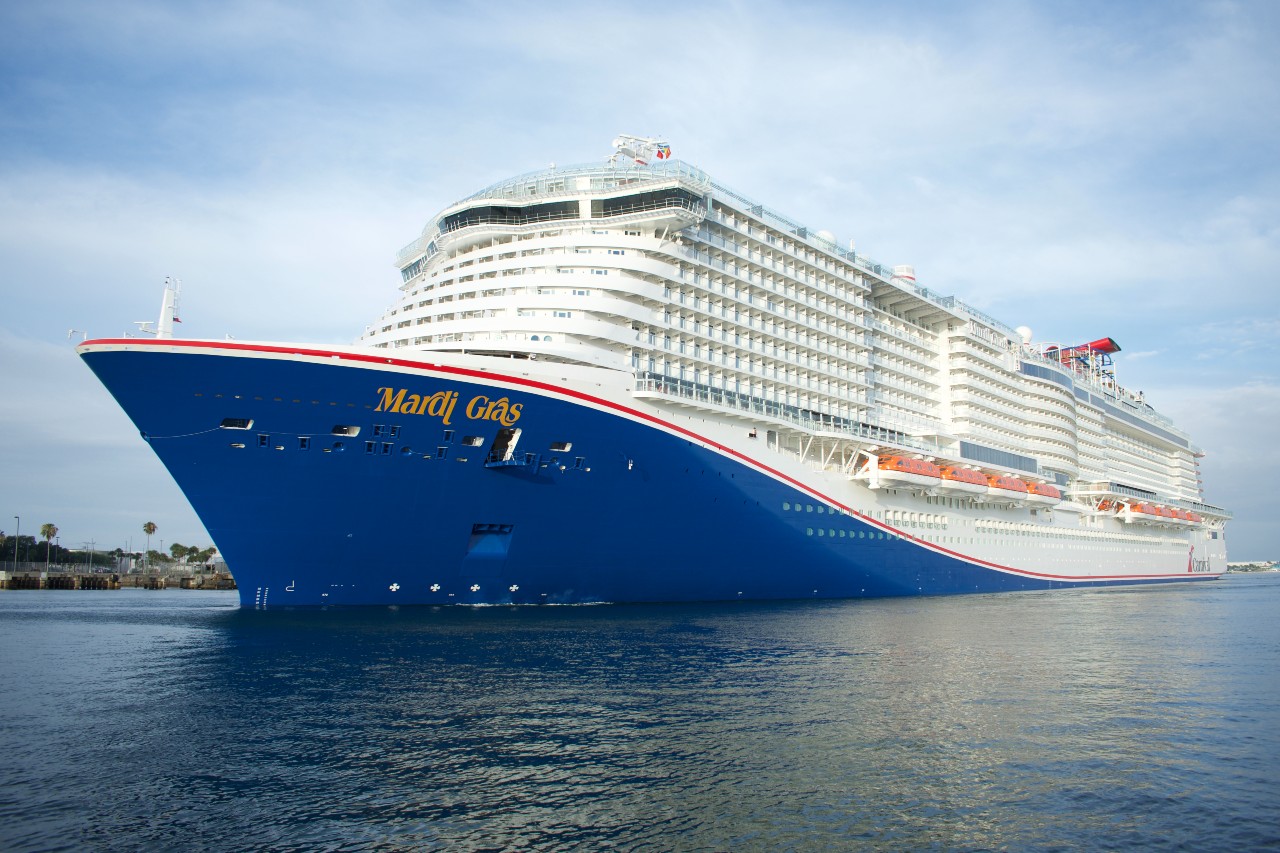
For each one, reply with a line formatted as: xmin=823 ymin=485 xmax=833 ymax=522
xmin=81 ymin=341 xmax=1219 ymax=607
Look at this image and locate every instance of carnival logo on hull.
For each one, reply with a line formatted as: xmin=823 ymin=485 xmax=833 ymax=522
xmin=374 ymin=387 xmax=523 ymax=427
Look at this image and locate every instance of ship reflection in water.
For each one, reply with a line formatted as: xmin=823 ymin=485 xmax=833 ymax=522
xmin=0 ymin=577 xmax=1277 ymax=851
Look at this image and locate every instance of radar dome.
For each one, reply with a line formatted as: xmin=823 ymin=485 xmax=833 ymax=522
xmin=1015 ymin=326 xmax=1033 ymax=344
xmin=816 ymin=230 xmax=836 ymax=244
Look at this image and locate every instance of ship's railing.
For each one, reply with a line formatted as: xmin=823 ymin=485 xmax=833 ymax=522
xmin=439 ymin=206 xmax=580 ymax=233
xmin=595 ymin=194 xmax=705 ymax=220
xmin=633 ymin=373 xmax=946 ymax=454
xmin=1070 ymin=483 xmax=1233 ymax=518
xmin=455 ymin=160 xmax=713 ymax=206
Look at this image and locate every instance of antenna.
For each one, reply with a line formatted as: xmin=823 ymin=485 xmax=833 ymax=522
xmin=609 ymin=134 xmax=671 ymax=166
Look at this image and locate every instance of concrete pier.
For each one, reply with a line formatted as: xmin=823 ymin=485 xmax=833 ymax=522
xmin=0 ymin=571 xmax=236 ymax=591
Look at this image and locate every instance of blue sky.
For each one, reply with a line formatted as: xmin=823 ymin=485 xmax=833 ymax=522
xmin=1 ymin=0 xmax=1277 ymax=559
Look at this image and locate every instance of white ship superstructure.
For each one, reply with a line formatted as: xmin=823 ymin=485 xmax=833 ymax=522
xmin=362 ymin=148 xmax=1229 ymax=578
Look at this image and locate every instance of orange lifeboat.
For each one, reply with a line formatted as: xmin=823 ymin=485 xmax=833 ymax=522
xmin=1097 ymin=499 xmax=1118 ymax=513
xmin=986 ymin=475 xmax=1029 ymax=503
xmin=1124 ymin=503 xmax=1163 ymax=524
xmin=1026 ymin=482 xmax=1063 ymax=506
xmin=878 ymin=456 xmax=943 ymax=478
xmin=936 ymin=465 xmax=988 ymax=496
xmin=855 ymin=455 xmax=941 ymax=490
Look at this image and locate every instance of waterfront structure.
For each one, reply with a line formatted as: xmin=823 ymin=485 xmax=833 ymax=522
xmin=79 ymin=138 xmax=1229 ymax=606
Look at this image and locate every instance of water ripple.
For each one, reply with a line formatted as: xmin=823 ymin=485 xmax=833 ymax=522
xmin=1 ymin=578 xmax=1278 ymax=851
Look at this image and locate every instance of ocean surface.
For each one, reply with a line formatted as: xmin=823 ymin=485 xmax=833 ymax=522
xmin=1 ymin=575 xmax=1277 ymax=852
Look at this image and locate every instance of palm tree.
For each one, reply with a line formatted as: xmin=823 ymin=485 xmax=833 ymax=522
xmin=40 ymin=523 xmax=58 ymax=574
xmin=143 ymin=521 xmax=157 ymax=570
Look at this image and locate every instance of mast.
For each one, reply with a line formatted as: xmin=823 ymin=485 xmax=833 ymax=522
xmin=136 ymin=277 xmax=181 ymax=338
xmin=155 ymin=276 xmax=181 ymax=339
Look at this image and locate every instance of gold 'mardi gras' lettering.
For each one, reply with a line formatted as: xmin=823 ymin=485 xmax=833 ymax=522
xmin=374 ymin=387 xmax=523 ymax=427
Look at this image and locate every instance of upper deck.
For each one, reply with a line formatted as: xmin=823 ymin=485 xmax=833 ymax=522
xmin=358 ymin=155 xmax=1224 ymax=520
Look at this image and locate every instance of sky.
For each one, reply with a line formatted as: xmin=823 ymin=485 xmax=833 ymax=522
xmin=1 ymin=0 xmax=1277 ymax=560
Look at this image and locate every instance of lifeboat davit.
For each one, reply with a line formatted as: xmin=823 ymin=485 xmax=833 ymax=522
xmin=985 ymin=475 xmax=1029 ymax=503
xmin=857 ymin=455 xmax=942 ymax=490
xmin=1025 ymin=482 xmax=1063 ymax=506
xmin=935 ymin=465 xmax=988 ymax=496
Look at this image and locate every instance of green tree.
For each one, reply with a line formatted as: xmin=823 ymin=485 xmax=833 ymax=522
xmin=40 ymin=523 xmax=58 ymax=574
xmin=169 ymin=542 xmax=187 ymax=561
xmin=142 ymin=521 xmax=157 ymax=569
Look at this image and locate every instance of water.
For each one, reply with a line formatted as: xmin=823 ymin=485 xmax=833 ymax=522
xmin=1 ymin=576 xmax=1277 ymax=852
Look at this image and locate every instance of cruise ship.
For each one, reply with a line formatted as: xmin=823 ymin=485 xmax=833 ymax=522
xmin=79 ymin=137 xmax=1230 ymax=607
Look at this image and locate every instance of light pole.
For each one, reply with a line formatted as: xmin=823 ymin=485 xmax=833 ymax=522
xmin=55 ymin=536 xmax=59 ymax=570
xmin=11 ymin=515 xmax=17 ymax=574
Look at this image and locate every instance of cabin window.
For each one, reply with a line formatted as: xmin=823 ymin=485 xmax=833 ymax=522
xmin=220 ymin=418 xmax=253 ymax=430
